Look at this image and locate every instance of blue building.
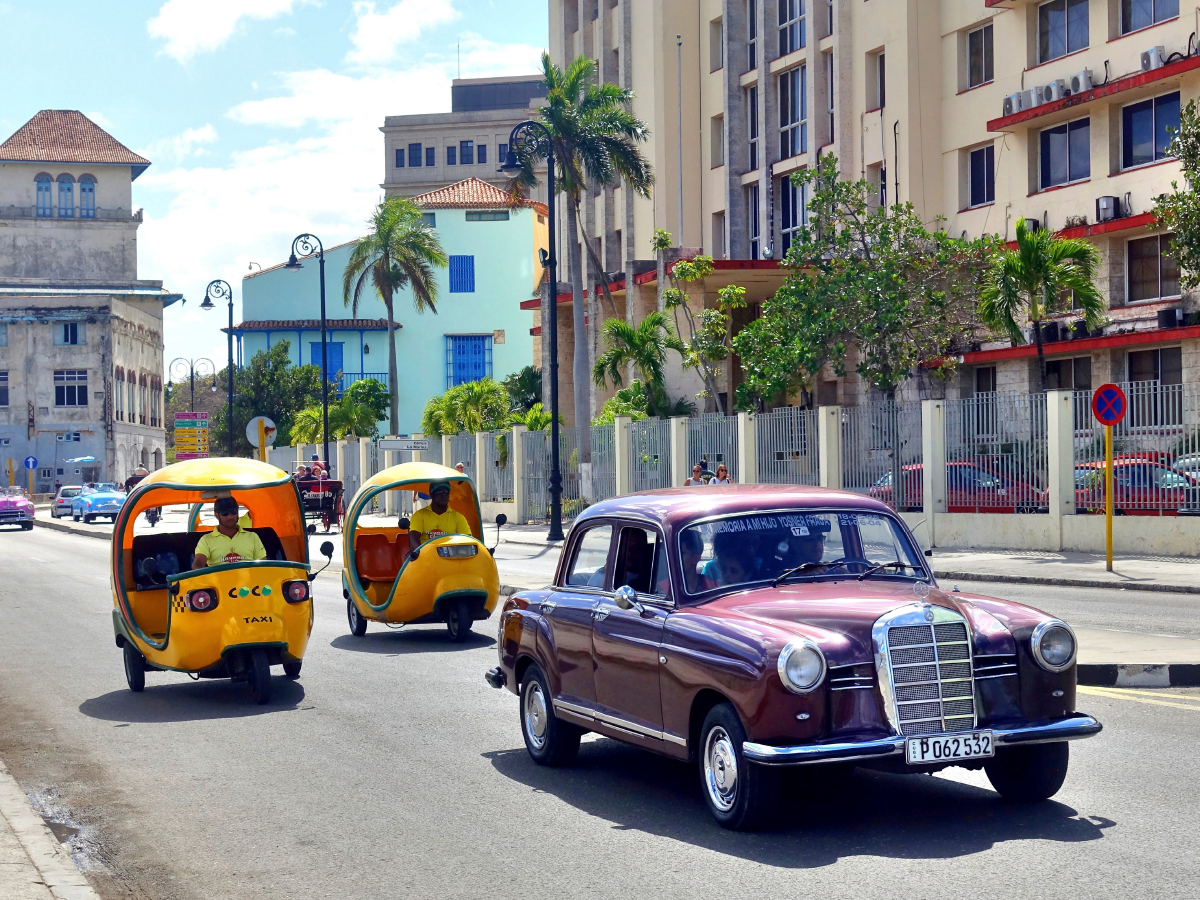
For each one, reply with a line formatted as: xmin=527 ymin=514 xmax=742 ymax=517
xmin=236 ymin=178 xmax=546 ymax=434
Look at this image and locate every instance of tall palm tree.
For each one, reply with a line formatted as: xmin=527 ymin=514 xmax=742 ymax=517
xmin=979 ymin=217 xmax=1104 ymax=392
xmin=343 ymin=197 xmax=448 ymax=432
xmin=592 ymin=311 xmax=685 ymax=417
xmin=507 ymin=52 xmax=653 ymax=497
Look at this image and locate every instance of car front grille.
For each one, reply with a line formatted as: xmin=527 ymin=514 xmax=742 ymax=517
xmin=879 ymin=610 xmax=978 ymax=737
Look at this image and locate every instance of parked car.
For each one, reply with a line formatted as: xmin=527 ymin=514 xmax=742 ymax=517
xmin=485 ymin=485 xmax=1101 ymax=830
xmin=72 ymin=483 xmax=127 ymax=523
xmin=870 ymin=461 xmax=1048 ymax=513
xmin=1169 ymin=452 xmax=1200 ymax=479
xmin=0 ymin=485 xmax=35 ymax=530
xmin=1074 ymin=457 xmax=1200 ymax=515
xmin=51 ymin=485 xmax=83 ymax=518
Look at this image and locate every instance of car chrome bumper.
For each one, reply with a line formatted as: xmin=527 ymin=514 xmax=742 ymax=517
xmin=743 ymin=714 xmax=1103 ymax=766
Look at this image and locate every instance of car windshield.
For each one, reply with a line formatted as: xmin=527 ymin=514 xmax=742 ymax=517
xmin=93 ymin=483 xmax=118 ymax=492
xmin=5 ymin=486 xmax=28 ymax=498
xmin=679 ymin=509 xmax=926 ymax=594
xmin=61 ymin=487 xmax=81 ymax=497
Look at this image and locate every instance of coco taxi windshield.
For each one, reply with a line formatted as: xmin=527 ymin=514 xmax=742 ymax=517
xmin=680 ymin=510 xmax=927 ymax=594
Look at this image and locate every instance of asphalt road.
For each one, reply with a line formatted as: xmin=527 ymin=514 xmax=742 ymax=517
xmin=1 ymin=525 xmax=1198 ymax=899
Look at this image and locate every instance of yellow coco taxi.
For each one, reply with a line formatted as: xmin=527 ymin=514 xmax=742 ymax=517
xmin=342 ymin=462 xmax=504 ymax=642
xmin=111 ymin=458 xmax=334 ymax=704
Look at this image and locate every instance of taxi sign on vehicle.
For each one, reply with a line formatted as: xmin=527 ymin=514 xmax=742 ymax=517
xmin=1091 ymin=383 xmax=1127 ymax=427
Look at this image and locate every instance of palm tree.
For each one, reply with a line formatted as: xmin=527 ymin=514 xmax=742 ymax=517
xmin=980 ymin=217 xmax=1104 ymax=392
xmin=510 ymin=402 xmax=561 ymax=432
xmin=592 ymin=311 xmax=685 ymax=417
xmin=343 ymin=197 xmax=448 ymax=432
xmin=420 ymin=378 xmax=510 ymax=437
xmin=507 ymin=52 xmax=653 ymax=497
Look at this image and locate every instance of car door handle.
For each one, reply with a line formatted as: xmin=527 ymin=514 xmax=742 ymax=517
xmin=540 ymin=600 xmax=557 ymax=614
xmin=593 ymin=608 xmax=609 ymax=621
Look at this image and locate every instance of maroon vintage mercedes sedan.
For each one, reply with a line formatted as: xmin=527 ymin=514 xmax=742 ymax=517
xmin=485 ymin=485 xmax=1102 ymax=829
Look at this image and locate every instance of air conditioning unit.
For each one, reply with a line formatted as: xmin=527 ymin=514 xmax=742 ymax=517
xmin=1096 ymin=195 xmax=1122 ymax=223
xmin=1024 ymin=88 xmax=1043 ymax=109
xmin=1141 ymin=46 xmax=1166 ymax=71
xmin=1070 ymin=70 xmax=1094 ymax=93
xmin=1039 ymin=79 xmax=1068 ymax=103
xmin=1003 ymin=93 xmax=1024 ymax=116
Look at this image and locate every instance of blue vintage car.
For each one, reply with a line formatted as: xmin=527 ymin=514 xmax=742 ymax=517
xmin=73 ymin=483 xmax=127 ymax=523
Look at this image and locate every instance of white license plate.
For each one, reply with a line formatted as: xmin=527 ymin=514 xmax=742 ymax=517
xmin=905 ymin=730 xmax=994 ymax=764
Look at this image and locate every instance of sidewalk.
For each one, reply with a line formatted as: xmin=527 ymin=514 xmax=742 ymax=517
xmin=0 ymin=760 xmax=99 ymax=900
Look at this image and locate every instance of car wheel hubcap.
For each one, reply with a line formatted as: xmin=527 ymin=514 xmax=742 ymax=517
xmin=704 ymin=726 xmax=738 ymax=812
xmin=524 ymin=682 xmax=548 ymax=750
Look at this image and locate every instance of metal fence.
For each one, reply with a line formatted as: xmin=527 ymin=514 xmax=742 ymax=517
xmin=480 ymin=431 xmax=514 ymax=502
xmin=841 ymin=402 xmax=923 ymax=510
xmin=449 ymin=433 xmax=475 ymax=480
xmin=756 ymin=406 xmax=819 ymax=486
xmin=591 ymin=424 xmax=616 ymax=501
xmin=422 ymin=437 xmax=443 ymax=467
xmin=1073 ymin=382 xmax=1200 ymax=514
xmin=267 ymin=447 xmax=292 ymax=470
xmin=943 ymin=392 xmax=1048 ymax=512
xmin=687 ymin=413 xmax=739 ymax=481
xmin=521 ymin=428 xmax=583 ymax=524
xmin=340 ymin=440 xmax=362 ymax=499
xmin=630 ymin=417 xmax=671 ymax=492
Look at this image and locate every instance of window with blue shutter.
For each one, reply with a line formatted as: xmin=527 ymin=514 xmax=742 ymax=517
xmin=448 ymin=255 xmax=475 ymax=293
xmin=446 ymin=335 xmax=493 ymax=388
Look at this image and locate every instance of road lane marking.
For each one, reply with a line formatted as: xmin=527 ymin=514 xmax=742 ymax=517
xmin=1079 ymin=685 xmax=1200 ymax=711
xmin=1085 ymin=686 xmax=1200 ymax=702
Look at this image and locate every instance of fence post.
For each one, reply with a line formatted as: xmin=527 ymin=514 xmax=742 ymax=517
xmin=335 ymin=439 xmax=348 ymax=481
xmin=669 ymin=416 xmax=689 ymax=486
xmin=614 ymin=416 xmax=633 ymax=495
xmin=475 ymin=430 xmax=488 ymax=494
xmin=412 ymin=433 xmax=423 ymax=464
xmin=383 ymin=451 xmax=397 ymax=514
xmin=294 ymin=443 xmax=304 ymax=471
xmin=737 ymin=411 xmax=757 ymax=484
xmin=818 ymin=406 xmax=842 ymax=489
xmin=920 ymin=400 xmax=946 ymax=544
xmin=512 ymin=425 xmax=528 ymax=523
xmin=442 ymin=434 xmax=452 ymax=469
xmin=358 ymin=436 xmax=369 ymax=484
xmin=1046 ymin=390 xmax=1074 ymax=527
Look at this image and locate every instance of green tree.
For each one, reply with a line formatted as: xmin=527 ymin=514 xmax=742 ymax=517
xmin=592 ymin=311 xmax=686 ymax=417
xmin=1154 ymin=98 xmax=1200 ymax=289
xmin=590 ymin=380 xmax=696 ymax=426
xmin=420 ymin=377 xmax=511 ymax=437
xmin=734 ymin=155 xmax=998 ymax=407
xmin=290 ymin=379 xmax=391 ymax=444
xmin=979 ymin=217 xmax=1104 ymax=392
xmin=510 ymin=402 xmax=561 ymax=431
xmin=503 ymin=365 xmax=543 ymax=413
xmin=343 ymin=196 xmax=448 ymax=433
xmin=209 ymin=341 xmax=323 ymax=455
xmin=506 ymin=52 xmax=653 ymax=496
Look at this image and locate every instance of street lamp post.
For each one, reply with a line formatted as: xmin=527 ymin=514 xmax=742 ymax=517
xmin=500 ymin=122 xmax=564 ymax=542
xmin=168 ymin=357 xmax=216 ymax=412
xmin=199 ymin=280 xmax=235 ymax=456
xmin=285 ymin=234 xmax=330 ymax=475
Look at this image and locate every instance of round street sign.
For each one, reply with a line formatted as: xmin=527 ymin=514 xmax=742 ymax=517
xmin=246 ymin=416 xmax=277 ymax=449
xmin=23 ymin=456 xmax=37 ymax=470
xmin=1092 ymin=383 xmax=1128 ymax=427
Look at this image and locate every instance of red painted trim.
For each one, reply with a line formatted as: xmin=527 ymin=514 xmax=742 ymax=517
xmin=958 ymin=202 xmax=995 ymax=214
xmin=863 ymin=106 xmax=882 ymax=115
xmin=986 ymin=53 xmax=1200 ymax=132
xmin=1002 ymin=211 xmax=1158 ymax=248
xmin=1024 ymin=46 xmax=1089 ymax=74
xmin=956 ymin=79 xmax=995 ymax=96
xmin=529 ymin=326 xmax=541 ymax=336
xmin=1028 ymin=178 xmax=1089 ymax=197
xmin=1110 ymin=156 xmax=1179 ymax=176
xmin=1106 ymin=16 xmax=1179 ymax=43
xmin=962 ymin=324 xmax=1200 ymax=363
xmin=634 ymin=270 xmax=657 ymax=285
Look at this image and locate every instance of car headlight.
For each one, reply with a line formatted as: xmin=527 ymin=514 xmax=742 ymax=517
xmin=777 ymin=640 xmax=826 ymax=694
xmin=1031 ymin=620 xmax=1077 ymax=672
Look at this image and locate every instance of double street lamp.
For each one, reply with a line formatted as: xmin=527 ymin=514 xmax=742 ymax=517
xmin=499 ymin=121 xmax=564 ymax=542
xmin=199 ymin=280 xmax=235 ymax=457
xmin=168 ymin=357 xmax=217 ymax=412
xmin=284 ymin=234 xmax=330 ymax=475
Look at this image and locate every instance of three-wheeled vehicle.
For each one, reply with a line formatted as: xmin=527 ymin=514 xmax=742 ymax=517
xmin=111 ymin=458 xmax=333 ymax=704
xmin=342 ymin=462 xmax=503 ymax=641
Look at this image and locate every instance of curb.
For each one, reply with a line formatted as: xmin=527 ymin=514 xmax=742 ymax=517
xmin=933 ymin=569 xmax=1200 ymax=596
xmin=32 ymin=518 xmax=111 ymax=542
xmin=0 ymin=760 xmax=101 ymax=900
xmin=1078 ymin=663 xmax=1200 ymax=687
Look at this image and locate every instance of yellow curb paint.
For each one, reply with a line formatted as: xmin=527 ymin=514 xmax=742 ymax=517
xmin=1079 ymin=685 xmax=1200 ymax=711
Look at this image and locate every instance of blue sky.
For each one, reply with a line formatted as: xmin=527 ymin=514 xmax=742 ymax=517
xmin=0 ymin=0 xmax=548 ymax=368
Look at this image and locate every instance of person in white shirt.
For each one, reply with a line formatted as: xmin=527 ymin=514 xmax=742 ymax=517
xmin=708 ymin=464 xmax=734 ymax=485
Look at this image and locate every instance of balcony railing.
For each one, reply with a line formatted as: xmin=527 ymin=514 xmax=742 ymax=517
xmin=0 ymin=206 xmax=143 ymax=222
xmin=340 ymin=372 xmax=387 ymax=392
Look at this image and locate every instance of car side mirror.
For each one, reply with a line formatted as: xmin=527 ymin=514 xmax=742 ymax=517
xmin=614 ymin=584 xmax=644 ymax=614
xmin=495 ymin=513 xmax=508 ymax=527
xmin=320 ymin=541 xmax=334 ymax=558
xmin=398 ymin=517 xmax=411 ymax=530
xmin=924 ymin=549 xmax=933 ymax=557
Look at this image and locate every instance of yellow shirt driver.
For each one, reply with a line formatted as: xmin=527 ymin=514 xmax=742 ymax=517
xmin=408 ymin=480 xmax=471 ymax=553
xmin=192 ymin=497 xmax=267 ymax=568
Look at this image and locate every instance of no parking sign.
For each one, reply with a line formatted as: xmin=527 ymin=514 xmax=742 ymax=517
xmin=1091 ymin=384 xmax=1128 ymax=427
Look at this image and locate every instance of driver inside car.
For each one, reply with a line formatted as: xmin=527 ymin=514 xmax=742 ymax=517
xmin=192 ymin=497 xmax=267 ymax=568
xmin=407 ymin=481 xmax=472 ymax=554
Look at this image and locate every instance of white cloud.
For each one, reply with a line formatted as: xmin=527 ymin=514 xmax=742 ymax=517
xmin=346 ymin=0 xmax=461 ymax=65
xmin=140 ymin=124 xmax=219 ymax=163
xmin=147 ymin=0 xmax=305 ymax=63
xmin=84 ymin=110 xmax=117 ymax=131
xmin=454 ymin=34 xmax=545 ymax=78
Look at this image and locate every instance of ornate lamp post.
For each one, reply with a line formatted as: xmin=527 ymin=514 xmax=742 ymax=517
xmin=500 ymin=121 xmax=564 ymax=541
xmin=168 ymin=357 xmax=216 ymax=412
xmin=284 ymin=234 xmax=330 ymax=474
xmin=199 ymin=279 xmax=234 ymax=456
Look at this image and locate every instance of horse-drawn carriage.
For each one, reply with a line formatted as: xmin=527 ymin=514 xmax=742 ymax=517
xmin=292 ymin=462 xmax=344 ymax=533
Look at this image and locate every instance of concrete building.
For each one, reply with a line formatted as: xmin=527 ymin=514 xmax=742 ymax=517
xmin=381 ymin=75 xmax=548 ymax=202
xmin=0 ymin=110 xmax=178 ymax=490
xmin=237 ymin=177 xmax=547 ymax=436
xmin=541 ymin=0 xmax=1200 ymax=415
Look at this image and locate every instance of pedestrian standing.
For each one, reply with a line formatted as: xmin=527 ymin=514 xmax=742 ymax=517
xmin=708 ymin=464 xmax=734 ymax=485
xmin=684 ymin=462 xmax=707 ymax=486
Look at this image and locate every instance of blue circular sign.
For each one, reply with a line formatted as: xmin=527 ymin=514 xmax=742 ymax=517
xmin=23 ymin=456 xmax=37 ymax=470
xmin=1091 ymin=384 xmax=1128 ymax=427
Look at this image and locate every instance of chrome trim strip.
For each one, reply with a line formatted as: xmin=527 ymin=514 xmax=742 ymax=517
xmin=743 ymin=714 xmax=1103 ymax=765
xmin=974 ymin=673 xmax=1018 ymax=680
xmin=552 ymin=699 xmax=667 ymax=742
xmin=830 ymin=685 xmax=874 ymax=691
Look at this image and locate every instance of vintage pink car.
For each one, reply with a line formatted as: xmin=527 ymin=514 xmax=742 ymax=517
xmin=0 ymin=485 xmax=35 ymax=531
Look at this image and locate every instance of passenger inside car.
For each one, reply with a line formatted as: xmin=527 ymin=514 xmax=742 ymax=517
xmin=678 ymin=529 xmax=715 ymax=593
xmin=710 ymin=532 xmax=752 ymax=587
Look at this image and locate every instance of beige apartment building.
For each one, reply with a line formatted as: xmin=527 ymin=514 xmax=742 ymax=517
xmin=542 ymin=0 xmax=1200 ymax=418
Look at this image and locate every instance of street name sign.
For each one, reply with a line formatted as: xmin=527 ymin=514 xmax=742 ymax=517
xmin=377 ymin=438 xmax=430 ymax=452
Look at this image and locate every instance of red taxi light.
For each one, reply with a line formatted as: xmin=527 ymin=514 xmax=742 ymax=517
xmin=283 ymin=580 xmax=310 ymax=603
xmin=186 ymin=589 xmax=218 ymax=612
